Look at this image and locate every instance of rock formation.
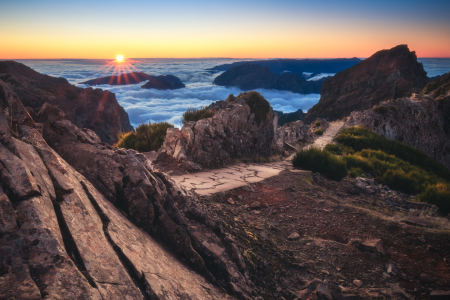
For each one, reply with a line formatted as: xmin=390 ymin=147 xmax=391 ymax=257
xmin=213 ymin=64 xmax=327 ymax=94
xmin=0 ymin=60 xmax=133 ymax=144
xmin=344 ymin=73 xmax=450 ymax=170
xmin=162 ymin=92 xmax=278 ymax=168
xmin=81 ymin=71 xmax=185 ymax=90
xmin=275 ymin=108 xmax=306 ymax=126
xmin=0 ymin=79 xmax=250 ymax=299
xmin=305 ymin=45 xmax=429 ymax=123
xmin=208 ymin=58 xmax=361 ymax=77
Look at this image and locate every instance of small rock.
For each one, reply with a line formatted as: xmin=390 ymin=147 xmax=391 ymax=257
xmin=386 ymin=263 xmax=397 ymax=275
xmin=249 ymin=201 xmax=261 ymax=209
xmin=352 ymin=279 xmax=363 ymax=288
xmin=321 ymin=269 xmax=329 ymax=275
xmin=287 ymin=232 xmax=300 ymax=241
xmin=382 ymin=272 xmax=391 ymax=279
xmin=253 ymin=210 xmax=260 ymax=215
xmin=359 ymin=239 xmax=388 ymax=257
xmin=237 ymin=195 xmax=243 ymax=200
xmin=227 ymin=198 xmax=235 ymax=205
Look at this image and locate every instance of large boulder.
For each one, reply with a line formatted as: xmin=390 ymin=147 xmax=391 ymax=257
xmin=0 ymin=60 xmax=133 ymax=144
xmin=305 ymin=45 xmax=428 ymax=123
xmin=0 ymin=79 xmax=236 ymax=299
xmin=162 ymin=92 xmax=281 ymax=168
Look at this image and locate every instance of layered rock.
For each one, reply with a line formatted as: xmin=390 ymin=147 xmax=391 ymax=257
xmin=0 ymin=80 xmax=240 ymax=299
xmin=81 ymin=71 xmax=185 ymax=90
xmin=273 ymin=120 xmax=313 ymax=150
xmin=305 ymin=45 xmax=429 ymax=123
xmin=345 ymin=94 xmax=450 ymax=170
xmin=162 ymin=92 xmax=281 ymax=169
xmin=213 ymin=64 xmax=327 ymax=94
xmin=0 ymin=60 xmax=133 ymax=144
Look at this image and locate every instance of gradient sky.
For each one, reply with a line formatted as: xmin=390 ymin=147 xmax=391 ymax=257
xmin=1 ymin=0 xmax=449 ymax=59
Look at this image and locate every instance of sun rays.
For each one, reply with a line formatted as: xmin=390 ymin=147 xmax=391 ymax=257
xmin=86 ymin=56 xmax=143 ymax=85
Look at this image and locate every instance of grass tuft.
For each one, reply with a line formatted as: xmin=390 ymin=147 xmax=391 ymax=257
xmin=292 ymin=148 xmax=347 ymax=181
xmin=115 ymin=122 xmax=173 ymax=152
xmin=181 ymin=106 xmax=216 ymax=126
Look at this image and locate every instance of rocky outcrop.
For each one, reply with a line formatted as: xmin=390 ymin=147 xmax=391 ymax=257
xmin=0 ymin=60 xmax=133 ymax=144
xmin=345 ymin=94 xmax=450 ymax=170
xmin=81 ymin=71 xmax=186 ymax=90
xmin=213 ymin=64 xmax=327 ymax=94
xmin=162 ymin=92 xmax=282 ymax=169
xmin=305 ymin=45 xmax=429 ymax=123
xmin=273 ymin=120 xmax=313 ymax=150
xmin=0 ymin=80 xmax=244 ymax=299
xmin=275 ymin=108 xmax=305 ymax=126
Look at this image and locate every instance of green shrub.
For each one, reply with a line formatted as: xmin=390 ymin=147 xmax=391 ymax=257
xmin=292 ymin=148 xmax=347 ymax=181
xmin=324 ymin=144 xmax=343 ymax=155
xmin=115 ymin=122 xmax=174 ymax=152
xmin=241 ymin=91 xmax=271 ymax=125
xmin=313 ymin=121 xmax=321 ymax=127
xmin=314 ymin=128 xmax=324 ymax=135
xmin=349 ymin=167 xmax=364 ymax=178
xmin=181 ymin=106 xmax=216 ymax=126
xmin=374 ymin=106 xmax=388 ymax=115
xmin=417 ymin=183 xmax=450 ymax=215
xmin=382 ymin=169 xmax=421 ymax=195
xmin=335 ymin=126 xmax=450 ymax=181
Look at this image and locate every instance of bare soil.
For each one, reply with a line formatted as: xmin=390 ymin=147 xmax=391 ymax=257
xmin=196 ymin=170 xmax=450 ymax=299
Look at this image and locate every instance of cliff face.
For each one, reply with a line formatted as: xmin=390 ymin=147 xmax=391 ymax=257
xmin=0 ymin=80 xmax=245 ymax=299
xmin=213 ymin=64 xmax=326 ymax=94
xmin=0 ymin=61 xmax=133 ymax=144
xmin=345 ymin=93 xmax=450 ymax=170
xmin=305 ymin=45 xmax=428 ymax=123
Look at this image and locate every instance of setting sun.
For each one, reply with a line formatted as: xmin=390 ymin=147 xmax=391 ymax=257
xmin=116 ymin=55 xmax=124 ymax=62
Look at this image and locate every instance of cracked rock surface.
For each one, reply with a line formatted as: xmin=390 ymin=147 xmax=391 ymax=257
xmin=0 ymin=79 xmax=235 ymax=299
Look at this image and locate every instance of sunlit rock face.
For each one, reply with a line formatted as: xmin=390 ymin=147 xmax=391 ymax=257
xmin=0 ymin=80 xmax=243 ymax=299
xmin=305 ymin=45 xmax=429 ymax=123
xmin=0 ymin=60 xmax=133 ymax=144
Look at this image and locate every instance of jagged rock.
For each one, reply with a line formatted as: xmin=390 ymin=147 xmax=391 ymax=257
xmin=0 ymin=79 xmax=234 ymax=299
xmin=162 ymin=92 xmax=280 ymax=168
xmin=305 ymin=45 xmax=428 ymax=123
xmin=249 ymin=201 xmax=261 ymax=209
xmin=359 ymin=239 xmax=389 ymax=257
xmin=0 ymin=60 xmax=133 ymax=144
xmin=430 ymin=290 xmax=450 ymax=299
xmin=274 ymin=120 xmax=312 ymax=150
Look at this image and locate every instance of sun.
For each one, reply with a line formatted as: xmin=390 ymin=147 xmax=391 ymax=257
xmin=116 ymin=55 xmax=124 ymax=62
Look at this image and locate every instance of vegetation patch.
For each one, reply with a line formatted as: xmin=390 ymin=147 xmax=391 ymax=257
xmin=292 ymin=148 xmax=347 ymax=181
xmin=230 ymin=92 xmax=271 ymax=125
xmin=324 ymin=143 xmax=343 ymax=155
xmin=334 ymin=126 xmax=450 ymax=213
xmin=115 ymin=122 xmax=173 ymax=152
xmin=417 ymin=183 xmax=450 ymax=215
xmin=181 ymin=106 xmax=216 ymax=126
xmin=335 ymin=126 xmax=450 ymax=181
xmin=314 ymin=128 xmax=324 ymax=135
xmin=374 ymin=105 xmax=388 ymax=115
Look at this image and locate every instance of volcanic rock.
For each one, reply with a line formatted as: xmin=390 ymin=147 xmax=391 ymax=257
xmin=0 ymin=60 xmax=133 ymax=144
xmin=81 ymin=71 xmax=185 ymax=90
xmin=305 ymin=45 xmax=428 ymax=123
xmin=162 ymin=92 xmax=282 ymax=168
xmin=0 ymin=79 xmax=238 ymax=299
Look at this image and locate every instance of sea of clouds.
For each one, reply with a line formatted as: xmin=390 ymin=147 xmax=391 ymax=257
xmin=14 ymin=57 xmax=450 ymax=128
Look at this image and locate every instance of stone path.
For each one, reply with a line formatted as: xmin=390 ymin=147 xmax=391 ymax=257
xmin=173 ymin=121 xmax=344 ymax=196
xmin=304 ymin=121 xmax=345 ymax=150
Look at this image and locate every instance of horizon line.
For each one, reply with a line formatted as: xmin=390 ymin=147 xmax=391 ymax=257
xmin=2 ymin=56 xmax=450 ymax=60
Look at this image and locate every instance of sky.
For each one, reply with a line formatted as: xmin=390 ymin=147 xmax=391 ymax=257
xmin=1 ymin=0 xmax=449 ymax=59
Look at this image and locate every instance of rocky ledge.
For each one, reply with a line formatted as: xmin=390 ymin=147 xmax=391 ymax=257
xmin=81 ymin=71 xmax=186 ymax=90
xmin=0 ymin=60 xmax=133 ymax=144
xmin=305 ymin=44 xmax=429 ymax=123
xmin=162 ymin=92 xmax=313 ymax=169
xmin=213 ymin=64 xmax=328 ymax=94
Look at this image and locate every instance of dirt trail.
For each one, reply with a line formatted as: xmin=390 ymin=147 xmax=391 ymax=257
xmin=304 ymin=120 xmax=345 ymax=150
xmin=173 ymin=122 xmax=344 ymax=195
